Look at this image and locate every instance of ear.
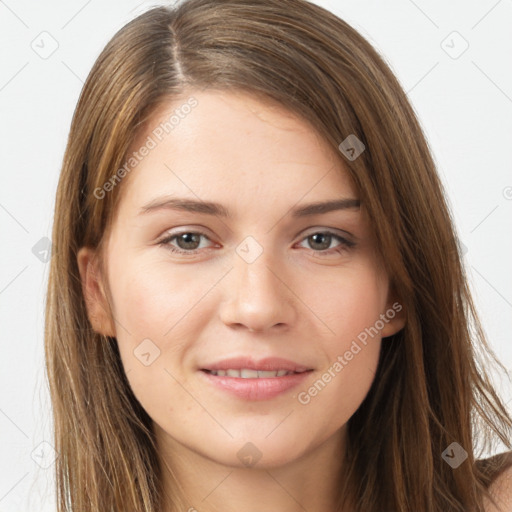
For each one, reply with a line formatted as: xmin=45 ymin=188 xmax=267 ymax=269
xmin=76 ymin=247 xmax=116 ymax=337
xmin=380 ymin=289 xmax=406 ymax=338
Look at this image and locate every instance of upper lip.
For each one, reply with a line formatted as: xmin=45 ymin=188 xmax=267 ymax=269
xmin=200 ymin=357 xmax=313 ymax=373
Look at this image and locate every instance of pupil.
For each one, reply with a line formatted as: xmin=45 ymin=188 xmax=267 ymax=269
xmin=179 ymin=233 xmax=200 ymax=249
xmin=311 ymin=233 xmax=330 ymax=250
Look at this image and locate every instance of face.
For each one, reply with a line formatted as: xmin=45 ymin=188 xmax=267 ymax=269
xmin=78 ymin=89 xmax=404 ymax=470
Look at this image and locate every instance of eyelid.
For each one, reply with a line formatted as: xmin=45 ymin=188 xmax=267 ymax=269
xmin=157 ymin=225 xmax=214 ymax=241
xmin=157 ymin=228 xmax=216 ymax=249
xmin=295 ymin=230 xmax=356 ymax=251
xmin=158 ymin=225 xmax=355 ymax=244
xmin=298 ymin=226 xmax=355 ymax=240
xmin=157 ymin=226 xmax=356 ymax=256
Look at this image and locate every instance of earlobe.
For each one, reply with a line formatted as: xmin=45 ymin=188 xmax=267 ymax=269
xmin=380 ymin=299 xmax=406 ymax=338
xmin=76 ymin=247 xmax=116 ymax=337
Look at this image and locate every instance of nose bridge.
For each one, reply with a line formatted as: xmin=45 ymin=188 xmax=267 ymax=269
xmin=219 ymin=234 xmax=296 ymax=331
xmin=234 ymin=234 xmax=283 ymax=307
xmin=237 ymin=244 xmax=276 ymax=297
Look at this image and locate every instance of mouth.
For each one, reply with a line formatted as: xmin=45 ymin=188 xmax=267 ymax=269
xmin=201 ymin=368 xmax=309 ymax=378
xmin=198 ymin=357 xmax=314 ymax=400
xmin=200 ymin=356 xmax=313 ymax=374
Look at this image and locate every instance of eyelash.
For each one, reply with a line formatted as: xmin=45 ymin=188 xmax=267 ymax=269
xmin=157 ymin=230 xmax=356 ymax=257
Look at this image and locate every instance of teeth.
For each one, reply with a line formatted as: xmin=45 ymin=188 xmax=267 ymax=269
xmin=240 ymin=369 xmax=259 ymax=378
xmin=207 ymin=369 xmax=296 ymax=378
xmin=258 ymin=370 xmax=279 ymax=378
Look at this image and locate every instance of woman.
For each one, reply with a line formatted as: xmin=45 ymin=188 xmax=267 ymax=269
xmin=45 ymin=0 xmax=512 ymax=510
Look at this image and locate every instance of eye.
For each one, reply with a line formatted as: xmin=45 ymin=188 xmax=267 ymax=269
xmin=158 ymin=231 xmax=214 ymax=255
xmin=296 ymin=230 xmax=355 ymax=256
xmin=157 ymin=229 xmax=355 ymax=256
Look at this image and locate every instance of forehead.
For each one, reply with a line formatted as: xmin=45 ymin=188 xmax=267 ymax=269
xmin=116 ymin=89 xmax=358 ymax=215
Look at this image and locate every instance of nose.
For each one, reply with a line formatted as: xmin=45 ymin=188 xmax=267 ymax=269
xmin=218 ymin=241 xmax=297 ymax=333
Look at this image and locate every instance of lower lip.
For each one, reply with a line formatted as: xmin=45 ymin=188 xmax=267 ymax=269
xmin=199 ymin=370 xmax=313 ymax=400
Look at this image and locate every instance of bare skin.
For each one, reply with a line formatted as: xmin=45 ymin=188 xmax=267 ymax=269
xmin=78 ymin=89 xmax=405 ymax=512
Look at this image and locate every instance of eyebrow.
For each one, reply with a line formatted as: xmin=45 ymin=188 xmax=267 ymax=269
xmin=139 ymin=196 xmax=360 ymax=218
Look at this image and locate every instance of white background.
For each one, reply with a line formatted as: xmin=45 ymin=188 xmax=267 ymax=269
xmin=0 ymin=0 xmax=511 ymax=510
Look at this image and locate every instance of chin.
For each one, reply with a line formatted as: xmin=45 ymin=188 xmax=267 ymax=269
xmin=199 ymin=432 xmax=309 ymax=470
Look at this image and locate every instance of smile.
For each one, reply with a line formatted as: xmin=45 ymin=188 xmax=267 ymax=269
xmin=203 ymin=369 xmax=304 ymax=378
xmin=199 ymin=368 xmax=313 ymax=400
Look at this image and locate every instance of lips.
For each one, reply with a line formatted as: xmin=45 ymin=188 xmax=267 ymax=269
xmin=200 ymin=356 xmax=312 ymax=374
xmin=200 ymin=368 xmax=312 ymax=400
xmin=204 ymin=368 xmax=297 ymax=378
xmin=199 ymin=356 xmax=313 ymax=399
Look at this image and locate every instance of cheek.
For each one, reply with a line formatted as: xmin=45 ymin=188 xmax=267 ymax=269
xmin=296 ymin=263 xmax=386 ymax=410
xmin=308 ymin=261 xmax=388 ymax=346
xmin=107 ymin=259 xmax=201 ymax=411
xmin=107 ymin=257 xmax=221 ymax=381
xmin=296 ymin=338 xmax=381 ymax=444
xmin=296 ymin=305 xmax=383 ymax=434
xmin=109 ymin=257 xmax=213 ymax=338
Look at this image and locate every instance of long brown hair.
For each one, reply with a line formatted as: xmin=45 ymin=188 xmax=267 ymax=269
xmin=45 ymin=0 xmax=512 ymax=510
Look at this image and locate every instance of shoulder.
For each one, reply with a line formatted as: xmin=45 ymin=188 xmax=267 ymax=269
xmin=479 ymin=451 xmax=512 ymax=512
